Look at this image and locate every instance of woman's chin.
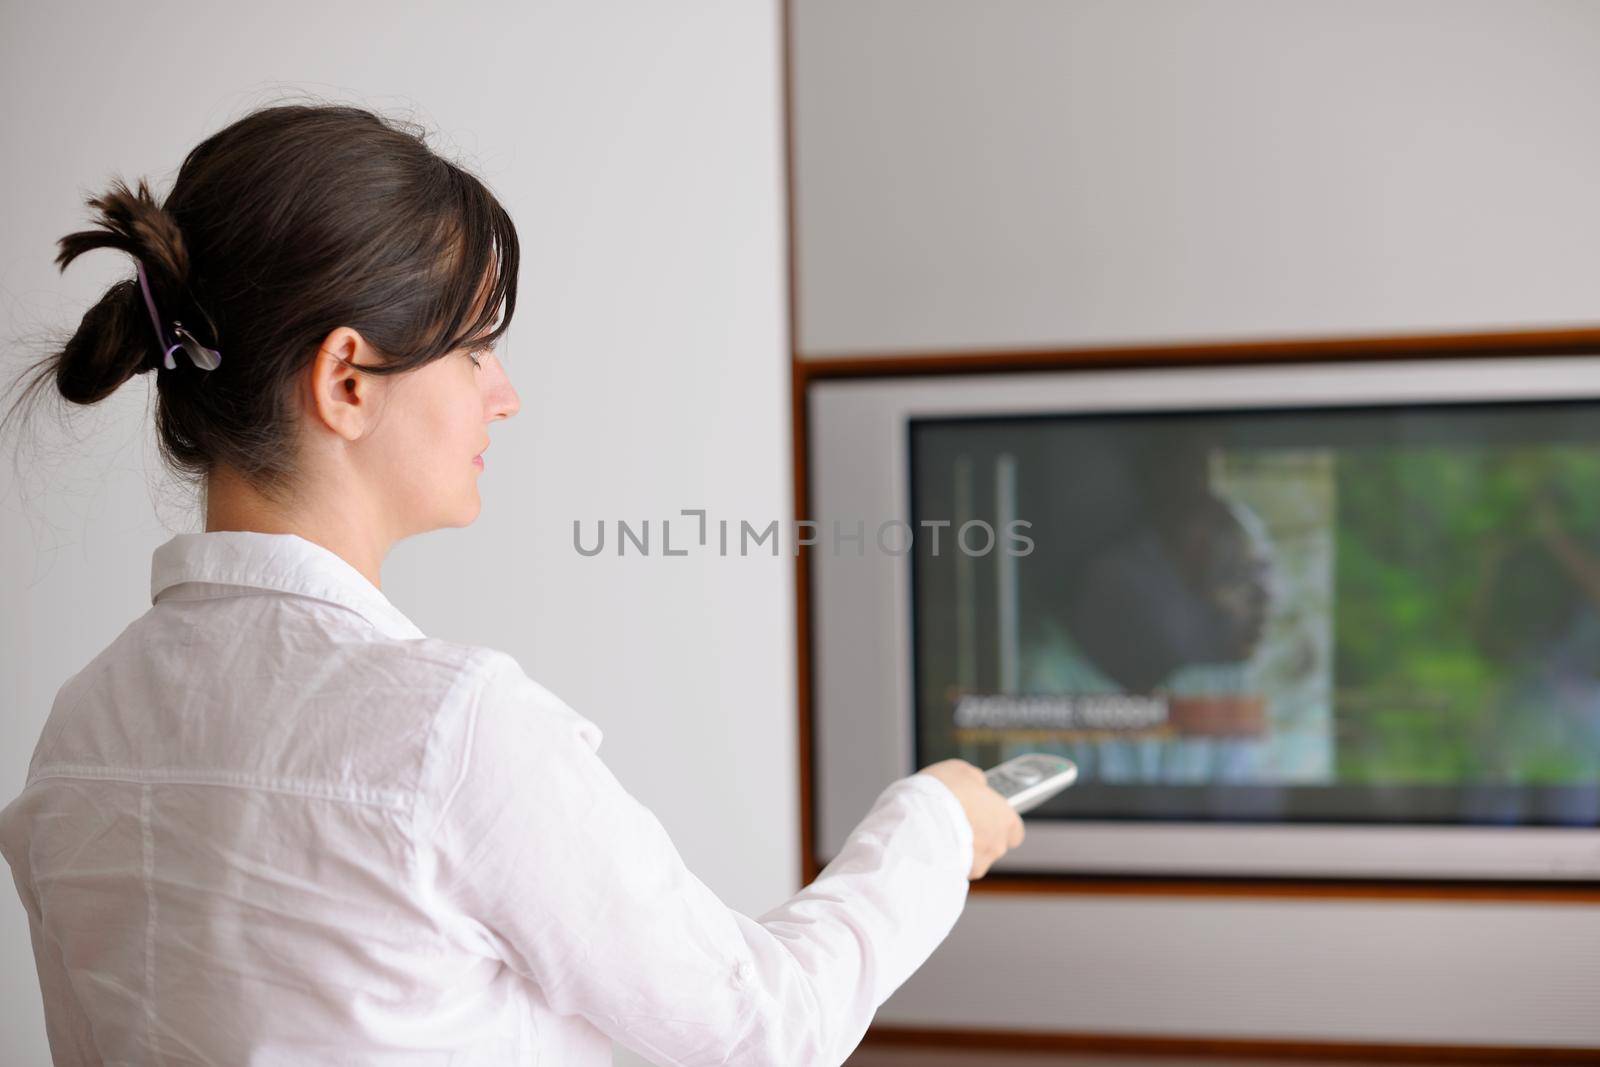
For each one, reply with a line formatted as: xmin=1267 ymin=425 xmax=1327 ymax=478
xmin=439 ymin=488 xmax=483 ymax=529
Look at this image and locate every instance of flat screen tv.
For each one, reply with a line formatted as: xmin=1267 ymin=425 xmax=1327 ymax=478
xmin=808 ymin=355 xmax=1600 ymax=880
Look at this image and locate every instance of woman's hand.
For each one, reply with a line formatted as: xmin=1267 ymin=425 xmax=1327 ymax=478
xmin=918 ymin=759 xmax=1025 ymax=879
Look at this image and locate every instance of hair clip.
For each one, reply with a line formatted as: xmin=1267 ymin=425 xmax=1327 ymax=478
xmin=136 ymin=260 xmax=222 ymax=371
xmin=165 ymin=320 xmax=222 ymax=371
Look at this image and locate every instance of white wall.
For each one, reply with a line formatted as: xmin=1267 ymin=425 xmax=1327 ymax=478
xmin=791 ymin=0 xmax=1600 ymax=357
xmin=0 ymin=3 xmax=790 ymax=1065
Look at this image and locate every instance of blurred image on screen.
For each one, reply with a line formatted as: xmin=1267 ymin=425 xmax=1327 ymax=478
xmin=909 ymin=401 xmax=1600 ymax=826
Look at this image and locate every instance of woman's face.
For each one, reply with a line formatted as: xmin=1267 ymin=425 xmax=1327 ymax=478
xmin=385 ymin=261 xmax=519 ymax=534
xmin=362 ymin=341 xmax=521 ymax=536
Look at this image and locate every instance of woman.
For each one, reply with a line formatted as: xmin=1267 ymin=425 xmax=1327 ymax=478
xmin=0 ymin=104 xmax=1023 ymax=1066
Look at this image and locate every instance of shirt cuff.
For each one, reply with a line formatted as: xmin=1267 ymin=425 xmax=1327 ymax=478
xmin=902 ymin=771 xmax=974 ymax=882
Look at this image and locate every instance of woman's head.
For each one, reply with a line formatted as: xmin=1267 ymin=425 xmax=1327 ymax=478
xmin=4 ymin=102 xmax=520 ymax=539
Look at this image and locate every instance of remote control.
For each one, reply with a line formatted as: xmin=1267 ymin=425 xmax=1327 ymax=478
xmin=984 ymin=754 xmax=1078 ymax=815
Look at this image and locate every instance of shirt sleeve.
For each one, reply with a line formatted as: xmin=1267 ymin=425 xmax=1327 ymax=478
xmin=2 ymin=833 xmax=104 ymax=1066
xmin=419 ymin=653 xmax=973 ymax=1067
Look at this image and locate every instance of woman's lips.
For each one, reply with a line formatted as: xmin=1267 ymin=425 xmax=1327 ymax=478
xmin=473 ymin=455 xmax=484 ymax=469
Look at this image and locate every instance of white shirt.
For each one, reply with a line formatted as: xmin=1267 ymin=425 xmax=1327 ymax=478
xmin=0 ymin=530 xmax=973 ymax=1066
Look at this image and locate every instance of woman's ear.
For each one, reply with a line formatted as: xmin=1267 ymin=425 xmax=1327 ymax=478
xmin=308 ymin=327 xmax=382 ymax=443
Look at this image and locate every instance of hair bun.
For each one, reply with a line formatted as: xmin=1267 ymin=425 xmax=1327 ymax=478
xmin=41 ymin=176 xmax=196 ymax=404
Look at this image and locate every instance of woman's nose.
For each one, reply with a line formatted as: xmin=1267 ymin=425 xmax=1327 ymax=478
xmin=486 ymin=362 xmax=520 ymax=420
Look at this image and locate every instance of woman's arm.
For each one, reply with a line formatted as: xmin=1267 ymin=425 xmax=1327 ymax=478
xmin=7 ymin=860 xmax=105 ymax=1065
xmin=418 ymin=653 xmax=973 ymax=1067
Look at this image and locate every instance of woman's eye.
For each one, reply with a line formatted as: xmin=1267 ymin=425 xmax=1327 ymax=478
xmin=468 ymin=352 xmax=484 ymax=369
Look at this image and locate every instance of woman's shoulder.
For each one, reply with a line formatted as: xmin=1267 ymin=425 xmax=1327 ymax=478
xmin=382 ymin=638 xmax=559 ymax=702
xmin=407 ymin=642 xmax=607 ymax=835
xmin=394 ymin=639 xmax=604 ymax=752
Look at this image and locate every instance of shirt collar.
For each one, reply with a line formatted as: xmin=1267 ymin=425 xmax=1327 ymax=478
xmin=151 ymin=530 xmax=425 ymax=640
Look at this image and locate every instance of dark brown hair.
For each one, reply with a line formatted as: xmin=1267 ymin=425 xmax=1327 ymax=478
xmin=2 ymin=102 xmax=518 ymax=506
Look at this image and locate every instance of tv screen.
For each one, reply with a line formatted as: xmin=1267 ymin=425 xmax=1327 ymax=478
xmin=909 ymin=400 xmax=1600 ymax=827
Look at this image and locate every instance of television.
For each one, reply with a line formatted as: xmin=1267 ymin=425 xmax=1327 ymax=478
xmin=808 ymin=355 xmax=1600 ymax=880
